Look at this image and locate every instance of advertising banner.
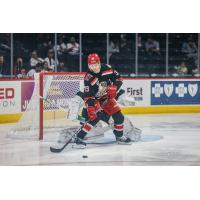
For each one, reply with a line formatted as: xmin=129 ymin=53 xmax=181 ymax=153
xmin=122 ymin=79 xmax=150 ymax=106
xmin=151 ymin=80 xmax=200 ymax=105
xmin=21 ymin=81 xmax=35 ymax=112
xmin=0 ymin=81 xmax=21 ymax=114
xmin=1 ymin=78 xmax=200 ymax=116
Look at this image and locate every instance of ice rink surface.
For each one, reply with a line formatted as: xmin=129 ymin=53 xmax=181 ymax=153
xmin=0 ymin=113 xmax=200 ymax=166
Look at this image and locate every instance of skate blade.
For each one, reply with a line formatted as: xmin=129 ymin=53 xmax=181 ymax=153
xmin=117 ymin=141 xmax=133 ymax=145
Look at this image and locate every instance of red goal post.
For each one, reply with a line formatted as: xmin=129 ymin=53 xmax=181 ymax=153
xmin=8 ymin=72 xmax=85 ymax=141
xmin=39 ymin=72 xmax=86 ymax=140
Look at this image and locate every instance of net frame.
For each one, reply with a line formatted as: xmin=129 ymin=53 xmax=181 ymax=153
xmin=39 ymin=72 xmax=85 ymax=140
xmin=7 ymin=72 xmax=85 ymax=141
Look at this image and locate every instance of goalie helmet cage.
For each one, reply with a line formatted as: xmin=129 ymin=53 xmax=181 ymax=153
xmin=8 ymin=72 xmax=85 ymax=141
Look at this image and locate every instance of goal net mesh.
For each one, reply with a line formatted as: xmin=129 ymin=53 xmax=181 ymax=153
xmin=7 ymin=72 xmax=85 ymax=141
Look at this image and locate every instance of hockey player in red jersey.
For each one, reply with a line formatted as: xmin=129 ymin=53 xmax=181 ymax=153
xmin=74 ymin=53 xmax=131 ymax=148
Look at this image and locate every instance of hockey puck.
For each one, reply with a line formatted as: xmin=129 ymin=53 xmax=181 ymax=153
xmin=82 ymin=155 xmax=88 ymax=158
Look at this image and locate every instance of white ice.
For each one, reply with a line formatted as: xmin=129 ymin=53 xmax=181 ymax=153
xmin=0 ymin=113 xmax=200 ymax=165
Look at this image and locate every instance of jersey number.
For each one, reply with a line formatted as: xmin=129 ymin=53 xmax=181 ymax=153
xmin=84 ymin=86 xmax=90 ymax=92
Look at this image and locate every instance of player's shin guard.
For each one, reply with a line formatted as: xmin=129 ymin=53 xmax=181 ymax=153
xmin=112 ymin=111 xmax=132 ymax=144
xmin=74 ymin=120 xmax=98 ymax=149
xmin=77 ymin=118 xmax=99 ymax=139
xmin=112 ymin=111 xmax=124 ymax=138
xmin=80 ymin=108 xmax=89 ymax=124
xmin=114 ymin=124 xmax=124 ymax=138
xmin=74 ymin=123 xmax=94 ymax=149
xmin=77 ymin=123 xmax=92 ymax=139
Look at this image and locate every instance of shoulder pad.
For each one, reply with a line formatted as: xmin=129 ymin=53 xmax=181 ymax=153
xmin=84 ymin=73 xmax=93 ymax=81
xmin=102 ymin=68 xmax=113 ymax=76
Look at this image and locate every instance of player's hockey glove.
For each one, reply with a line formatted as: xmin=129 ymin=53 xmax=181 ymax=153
xmin=107 ymin=85 xmax=117 ymax=99
xmin=87 ymin=106 xmax=97 ymax=121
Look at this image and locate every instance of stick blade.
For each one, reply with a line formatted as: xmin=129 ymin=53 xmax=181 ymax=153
xmin=50 ymin=137 xmax=72 ymax=153
xmin=50 ymin=146 xmax=63 ymax=153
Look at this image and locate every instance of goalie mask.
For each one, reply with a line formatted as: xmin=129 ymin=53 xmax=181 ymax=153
xmin=88 ymin=53 xmax=101 ymax=74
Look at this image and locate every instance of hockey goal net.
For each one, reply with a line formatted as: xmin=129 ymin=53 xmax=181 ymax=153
xmin=8 ymin=72 xmax=85 ymax=141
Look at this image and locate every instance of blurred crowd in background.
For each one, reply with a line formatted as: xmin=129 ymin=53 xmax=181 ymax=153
xmin=0 ymin=33 xmax=199 ymax=78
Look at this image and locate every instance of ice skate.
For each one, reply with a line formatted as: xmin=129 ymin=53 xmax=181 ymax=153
xmin=116 ymin=135 xmax=132 ymax=145
xmin=72 ymin=137 xmax=87 ymax=149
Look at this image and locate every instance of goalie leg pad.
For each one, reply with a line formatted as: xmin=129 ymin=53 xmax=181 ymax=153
xmin=84 ymin=121 xmax=107 ymax=140
xmin=58 ymin=127 xmax=79 ymax=143
xmin=123 ymin=117 xmax=142 ymax=142
xmin=108 ymin=116 xmax=142 ymax=142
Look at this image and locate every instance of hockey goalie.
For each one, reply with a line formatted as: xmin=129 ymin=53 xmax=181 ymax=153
xmin=58 ymin=53 xmax=141 ymax=149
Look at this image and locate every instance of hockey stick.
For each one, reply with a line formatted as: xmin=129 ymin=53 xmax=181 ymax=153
xmin=49 ymin=108 xmax=108 ymax=153
xmin=49 ymin=125 xmax=83 ymax=153
xmin=49 ymin=98 xmax=108 ymax=153
xmin=50 ymin=122 xmax=110 ymax=153
xmin=50 ymin=137 xmax=115 ymax=153
xmin=50 ymin=136 xmax=74 ymax=153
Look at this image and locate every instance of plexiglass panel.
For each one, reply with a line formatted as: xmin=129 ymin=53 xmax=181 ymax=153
xmin=13 ymin=33 xmax=55 ymax=78
xmin=138 ymin=33 xmax=166 ymax=77
xmin=109 ymin=33 xmax=135 ymax=76
xmin=0 ymin=33 xmax=11 ymax=77
xmin=168 ymin=33 xmax=198 ymax=77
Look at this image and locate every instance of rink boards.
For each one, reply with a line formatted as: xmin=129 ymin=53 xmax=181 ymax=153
xmin=122 ymin=78 xmax=200 ymax=114
xmin=1 ymin=77 xmax=200 ymax=123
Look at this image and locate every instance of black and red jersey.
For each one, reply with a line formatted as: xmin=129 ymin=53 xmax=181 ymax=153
xmin=83 ymin=63 xmax=123 ymax=106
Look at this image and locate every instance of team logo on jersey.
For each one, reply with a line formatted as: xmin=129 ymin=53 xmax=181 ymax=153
xmin=188 ymin=84 xmax=198 ymax=97
xmin=164 ymin=84 xmax=173 ymax=97
xmin=96 ymin=81 xmax=107 ymax=97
